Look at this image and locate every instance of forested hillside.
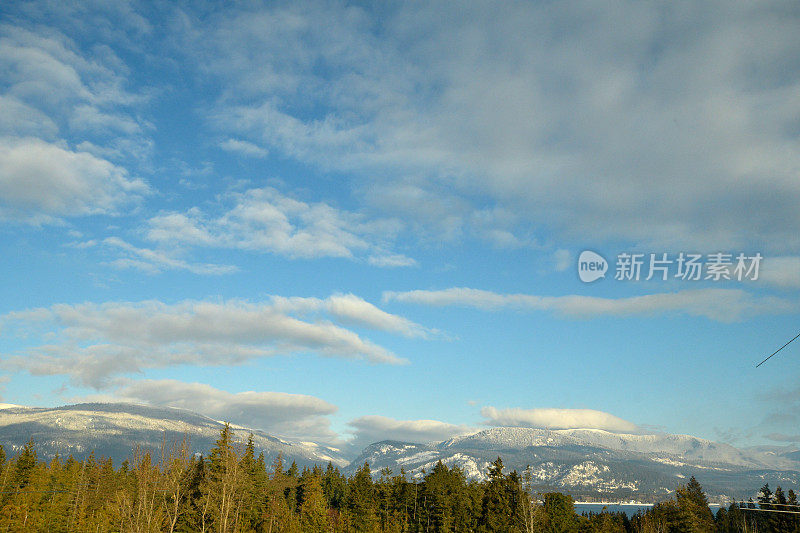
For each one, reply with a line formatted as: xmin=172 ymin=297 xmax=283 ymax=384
xmin=0 ymin=426 xmax=798 ymax=532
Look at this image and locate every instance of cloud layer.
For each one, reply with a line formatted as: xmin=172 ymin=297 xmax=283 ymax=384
xmin=0 ymin=24 xmax=149 ymax=223
xmin=187 ymin=1 xmax=800 ymax=251
xmin=145 ymin=187 xmax=414 ymax=266
xmin=347 ymin=415 xmax=475 ymax=453
xmin=1 ymin=295 xmax=419 ymax=387
xmin=481 ymin=406 xmax=639 ymax=433
xmin=384 ymin=287 xmax=796 ymax=322
xmin=102 ymin=379 xmax=338 ymax=442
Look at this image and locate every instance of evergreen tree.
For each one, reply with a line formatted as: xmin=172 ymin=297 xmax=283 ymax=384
xmin=204 ymin=423 xmax=246 ymax=532
xmin=347 ymin=462 xmax=377 ymax=532
xmin=716 ymin=501 xmax=749 ymax=533
xmin=773 ymin=485 xmax=791 ymax=533
xmin=301 ymin=474 xmax=329 ymax=532
xmin=323 ymin=461 xmax=348 ymax=510
xmin=787 ymin=489 xmax=800 ymax=532
xmin=541 ymin=492 xmax=578 ymax=533
xmin=12 ymin=439 xmax=37 ymax=488
xmin=675 ymin=476 xmax=716 ymax=533
xmin=478 ymin=457 xmax=517 ymax=532
xmin=758 ymin=483 xmax=773 ymax=506
xmin=181 ymin=455 xmax=208 ymax=532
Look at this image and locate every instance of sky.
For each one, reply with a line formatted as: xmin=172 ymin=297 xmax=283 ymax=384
xmin=1 ymin=0 xmax=799 ymax=457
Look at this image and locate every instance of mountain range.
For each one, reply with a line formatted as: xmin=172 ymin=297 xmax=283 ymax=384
xmin=0 ymin=403 xmax=347 ymax=468
xmin=346 ymin=427 xmax=800 ymax=501
xmin=1 ymin=403 xmax=798 ymax=502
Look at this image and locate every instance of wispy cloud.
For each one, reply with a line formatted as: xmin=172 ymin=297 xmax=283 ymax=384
xmin=383 ymin=287 xmax=796 ymax=322
xmin=368 ymin=253 xmax=418 ymax=268
xmin=1 ymin=297 xmax=414 ymax=387
xmin=219 ymin=138 xmax=269 ymax=158
xmin=270 ymin=294 xmax=434 ymax=338
xmin=101 ymin=237 xmax=237 ymax=275
xmin=759 ymin=257 xmax=800 ymax=289
xmin=0 ymin=23 xmax=150 ymax=222
xmin=146 ymin=186 xmax=413 ymax=265
xmin=187 ymin=2 xmax=800 ymax=251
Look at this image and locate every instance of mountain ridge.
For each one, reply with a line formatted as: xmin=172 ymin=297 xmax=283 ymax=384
xmin=346 ymin=426 xmax=800 ymax=501
xmin=0 ymin=402 xmax=348 ymax=468
xmin=2 ymin=403 xmax=798 ymax=501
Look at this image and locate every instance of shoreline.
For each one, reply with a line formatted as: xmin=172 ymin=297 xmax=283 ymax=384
xmin=574 ymin=502 xmax=653 ymax=506
xmin=574 ymin=501 xmax=724 ymax=507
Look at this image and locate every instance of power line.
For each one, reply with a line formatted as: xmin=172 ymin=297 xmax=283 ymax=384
xmin=736 ymin=502 xmax=800 ymax=509
xmin=738 ymin=507 xmax=800 ymax=515
xmin=755 ymin=330 xmax=800 ymax=367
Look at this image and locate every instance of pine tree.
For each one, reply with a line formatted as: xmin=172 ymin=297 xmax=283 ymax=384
xmin=323 ymin=461 xmax=347 ymax=511
xmin=347 ymin=462 xmax=377 ymax=532
xmin=12 ymin=439 xmax=37 ymax=488
xmin=301 ymin=474 xmax=329 ymax=532
xmin=675 ymin=476 xmax=715 ymax=533
xmin=787 ymin=489 xmax=800 ymax=532
xmin=541 ymin=492 xmax=578 ymax=533
xmin=773 ymin=486 xmax=790 ymax=533
xmin=478 ymin=457 xmax=516 ymax=532
xmin=205 ymin=423 xmax=246 ymax=532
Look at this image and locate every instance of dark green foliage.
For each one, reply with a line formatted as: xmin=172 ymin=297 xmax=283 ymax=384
xmin=347 ymin=462 xmax=378 ymax=531
xmin=11 ymin=439 xmax=37 ymax=488
xmin=2 ymin=439 xmax=800 ymax=533
xmin=675 ymin=476 xmax=717 ymax=532
xmin=323 ymin=460 xmax=348 ymax=510
xmin=541 ymin=492 xmax=578 ymax=533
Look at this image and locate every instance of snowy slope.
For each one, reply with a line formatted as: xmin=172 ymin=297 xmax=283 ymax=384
xmin=0 ymin=403 xmax=347 ymax=467
xmin=347 ymin=427 xmax=800 ymax=501
xmin=441 ymin=427 xmax=766 ymax=468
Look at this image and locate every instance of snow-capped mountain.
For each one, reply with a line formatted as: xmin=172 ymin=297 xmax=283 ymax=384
xmin=346 ymin=427 xmax=800 ymax=501
xmin=3 ymin=404 xmax=799 ymax=501
xmin=0 ymin=403 xmax=347 ymax=468
xmin=440 ymin=427 xmax=765 ymax=468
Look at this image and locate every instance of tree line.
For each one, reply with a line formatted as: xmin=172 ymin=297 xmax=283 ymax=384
xmin=0 ymin=425 xmax=798 ymax=532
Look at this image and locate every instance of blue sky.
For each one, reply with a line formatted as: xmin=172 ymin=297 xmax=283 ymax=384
xmin=1 ymin=0 xmax=799 ymax=455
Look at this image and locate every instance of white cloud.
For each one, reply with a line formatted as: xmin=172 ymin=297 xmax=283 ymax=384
xmin=759 ymin=257 xmax=800 ymax=289
xmin=368 ymin=253 xmax=418 ymax=268
xmin=553 ymin=249 xmax=572 ymax=272
xmin=0 ymin=137 xmax=147 ymax=221
xmin=191 ymin=2 xmax=800 ymax=251
xmin=383 ymin=287 xmax=796 ymax=322
xmin=270 ymin=294 xmax=433 ymax=338
xmin=219 ymin=138 xmax=269 ymax=158
xmin=0 ymin=23 xmax=150 ymax=222
xmin=0 ymin=24 xmax=141 ymax=119
xmin=347 ymin=415 xmax=475 ymax=452
xmin=0 ymin=95 xmax=58 ymax=138
xmin=102 ymin=237 xmax=237 ymax=275
xmin=105 ymin=379 xmax=338 ymax=442
xmin=481 ymin=406 xmax=639 ymax=433
xmin=1 ymin=297 xmax=411 ymax=387
xmin=146 ymin=186 xmax=413 ymax=265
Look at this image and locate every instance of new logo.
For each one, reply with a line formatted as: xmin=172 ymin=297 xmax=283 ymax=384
xmin=578 ymin=250 xmax=608 ymax=283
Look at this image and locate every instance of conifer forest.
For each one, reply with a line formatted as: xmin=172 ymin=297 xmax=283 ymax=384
xmin=0 ymin=425 xmax=797 ymax=532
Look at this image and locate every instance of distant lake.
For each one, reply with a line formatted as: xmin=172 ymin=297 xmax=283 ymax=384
xmin=575 ymin=503 xmax=722 ymax=518
xmin=575 ymin=503 xmax=651 ymax=517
